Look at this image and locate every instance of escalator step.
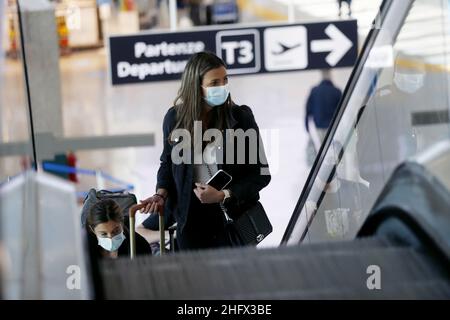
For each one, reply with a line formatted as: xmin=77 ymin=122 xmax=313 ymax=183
xmin=100 ymin=238 xmax=450 ymax=299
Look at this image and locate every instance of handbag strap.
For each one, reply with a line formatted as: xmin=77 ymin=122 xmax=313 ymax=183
xmin=247 ymin=204 xmax=262 ymax=235
xmin=206 ymin=164 xmax=233 ymax=224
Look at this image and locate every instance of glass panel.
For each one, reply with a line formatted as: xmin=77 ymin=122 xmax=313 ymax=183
xmin=286 ymin=0 xmax=450 ymax=244
xmin=0 ymin=0 xmax=35 ymax=182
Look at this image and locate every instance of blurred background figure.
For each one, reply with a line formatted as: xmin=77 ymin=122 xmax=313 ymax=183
xmin=337 ymin=0 xmax=352 ymax=18
xmin=67 ymin=150 xmax=78 ymax=183
xmin=305 ymin=70 xmax=343 ymax=166
xmin=307 ymin=141 xmax=369 ymax=240
xmin=186 ymin=0 xmax=203 ymax=26
xmin=356 ymin=53 xmax=426 ymax=185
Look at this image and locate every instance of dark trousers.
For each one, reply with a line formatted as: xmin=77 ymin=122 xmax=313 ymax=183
xmin=176 ymin=193 xmax=240 ymax=251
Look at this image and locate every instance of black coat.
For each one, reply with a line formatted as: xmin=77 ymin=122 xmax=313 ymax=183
xmin=156 ymin=104 xmax=271 ymax=234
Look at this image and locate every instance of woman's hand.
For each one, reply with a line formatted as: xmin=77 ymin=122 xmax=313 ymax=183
xmin=139 ymin=194 xmax=165 ymax=214
xmin=193 ymin=183 xmax=225 ymax=204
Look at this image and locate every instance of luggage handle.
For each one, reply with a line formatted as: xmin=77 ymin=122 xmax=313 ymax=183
xmin=128 ymin=203 xmax=165 ymax=259
xmin=158 ymin=206 xmax=165 ymax=255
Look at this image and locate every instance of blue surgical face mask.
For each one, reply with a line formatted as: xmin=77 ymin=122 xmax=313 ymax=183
xmin=203 ymin=84 xmax=229 ymax=106
xmin=97 ymin=232 xmax=125 ymax=252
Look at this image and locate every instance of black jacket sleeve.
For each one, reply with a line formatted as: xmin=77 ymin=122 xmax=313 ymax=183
xmin=156 ymin=108 xmax=176 ymax=192
xmin=227 ymin=106 xmax=271 ymax=213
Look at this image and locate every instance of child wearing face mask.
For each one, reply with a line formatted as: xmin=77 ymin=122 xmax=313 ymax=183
xmin=86 ymin=199 xmax=151 ymax=259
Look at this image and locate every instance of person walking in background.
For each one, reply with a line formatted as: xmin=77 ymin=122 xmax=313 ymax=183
xmin=305 ymin=70 xmax=342 ymax=165
xmin=337 ymin=0 xmax=352 ymax=17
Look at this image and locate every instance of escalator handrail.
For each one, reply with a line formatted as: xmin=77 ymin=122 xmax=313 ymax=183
xmin=281 ymin=0 xmax=414 ymax=244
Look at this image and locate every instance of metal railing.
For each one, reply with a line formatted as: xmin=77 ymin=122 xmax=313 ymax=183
xmin=41 ymin=162 xmax=134 ymax=199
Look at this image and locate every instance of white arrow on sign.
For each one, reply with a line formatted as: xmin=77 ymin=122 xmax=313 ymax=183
xmin=311 ymin=24 xmax=353 ymax=66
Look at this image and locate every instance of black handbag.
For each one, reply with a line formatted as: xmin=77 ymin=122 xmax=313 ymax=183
xmin=204 ymin=165 xmax=272 ymax=246
xmin=230 ymin=201 xmax=273 ymax=246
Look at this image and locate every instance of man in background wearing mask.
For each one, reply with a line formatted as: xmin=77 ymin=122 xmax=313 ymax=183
xmin=305 ymin=141 xmax=370 ymax=241
xmin=355 ymin=53 xmax=426 ymax=189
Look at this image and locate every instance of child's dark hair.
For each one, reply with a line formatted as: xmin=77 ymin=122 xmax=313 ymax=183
xmin=87 ymin=199 xmax=123 ymax=229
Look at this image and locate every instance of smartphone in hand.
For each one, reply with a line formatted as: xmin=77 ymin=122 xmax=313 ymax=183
xmin=206 ymin=169 xmax=232 ymax=190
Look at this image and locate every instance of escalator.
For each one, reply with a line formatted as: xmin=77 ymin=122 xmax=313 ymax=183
xmin=101 ymin=236 xmax=449 ymax=299
xmin=94 ymin=0 xmax=450 ymax=299
xmin=98 ymin=158 xmax=450 ymax=299
xmin=282 ymin=0 xmax=450 ymax=247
